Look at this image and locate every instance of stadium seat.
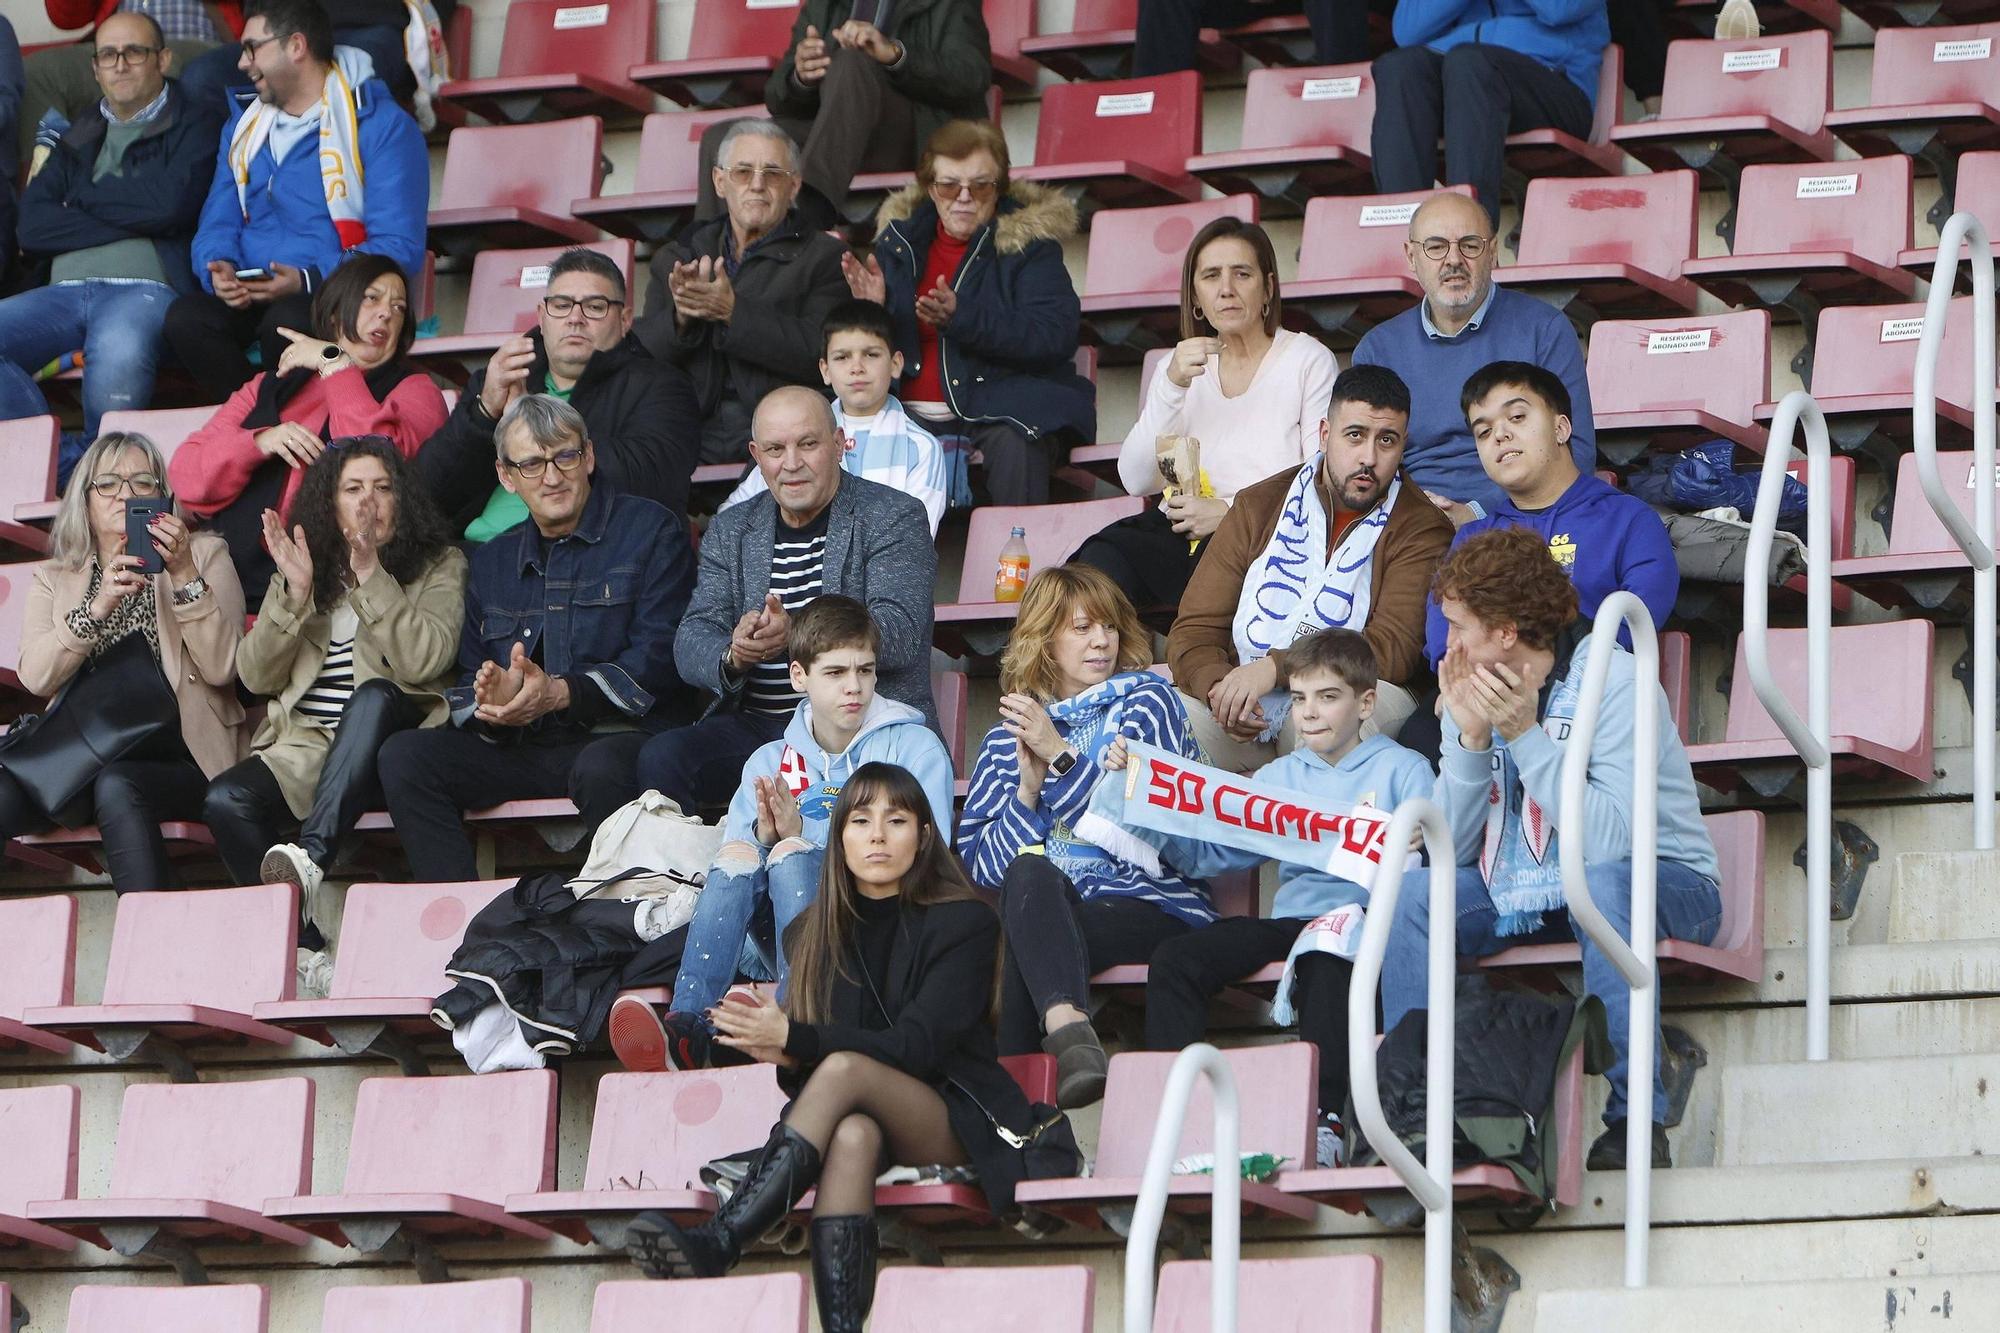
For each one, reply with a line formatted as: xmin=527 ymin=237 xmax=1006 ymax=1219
xmin=629 ymin=0 xmax=802 ymax=108
xmin=1586 ymin=309 xmax=1772 ymax=464
xmin=0 ymin=417 xmax=55 ymax=553
xmin=0 ymin=895 xmax=77 ymax=1055
xmin=1495 ymin=170 xmax=1702 ymax=323
xmin=92 ymin=405 xmax=212 ymax=459
xmin=1186 ymin=64 xmax=1378 ymax=214
xmin=1287 ymin=186 xmax=1471 ymax=343
xmin=1064 ymin=346 xmax=1156 ymax=485
xmin=1756 ymin=300 xmax=1982 ymax=460
xmin=1155 ymin=1254 xmax=1384 ymax=1331
xmin=1502 ymin=43 xmax=1631 ymax=186
xmin=67 ymin=1285 xmax=268 ymax=1333
xmin=1903 ymin=150 xmax=2000 ymax=276
xmin=0 ymin=1085 xmax=82 ymax=1252
xmin=427 ymin=119 xmax=605 ymax=258
xmin=322 ymin=1278 xmax=530 ymax=1332
xmin=934 ymin=496 xmax=1147 ymax=651
xmin=1610 ymin=32 xmax=1838 ymax=180
xmin=1018 ymin=0 xmax=1233 ymax=81
xmin=1689 ymin=620 xmax=1938 ymax=792
xmin=437 ymin=0 xmax=654 ymax=123
xmin=1080 ymin=195 xmax=1259 ymax=357
xmin=1090 ymin=868 xmax=1268 ymax=997
xmin=1825 ymin=22 xmax=2000 ymax=218
xmin=1014 ymin=1043 xmax=1321 ymax=1223
xmin=983 ymin=0 xmax=1041 ymax=92
xmin=934 ymin=669 xmax=969 ymax=792
xmin=590 ymin=1274 xmax=810 ymax=1331
xmin=28 ymin=1078 xmax=316 ymax=1273
xmin=1832 ymin=451 xmax=1997 ymax=613
xmin=251 ymin=879 xmax=513 ymax=1073
xmin=23 ymin=882 xmax=301 ymax=1076
xmin=873 ymin=1266 xmax=1094 ymax=1332
xmin=1014 ymin=73 xmax=1205 ymax=212
xmin=574 ymin=106 xmax=772 ymax=243
xmin=0 ymin=562 xmax=41 ymax=698
xmin=1663 ymin=628 xmax=1694 ymax=746
xmin=410 ymin=239 xmax=637 ymax=363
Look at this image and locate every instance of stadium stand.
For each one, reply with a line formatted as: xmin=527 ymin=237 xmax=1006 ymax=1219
xmin=873 ymin=1265 xmax=1095 ymax=1331
xmin=933 ymin=495 xmax=1146 ymax=652
xmin=1013 ymin=72 xmax=1205 ymax=212
xmin=1832 ymin=451 xmax=1997 ymax=613
xmin=1079 ymin=194 xmax=1259 ymax=355
xmin=1287 ymin=186 xmax=1471 ymax=343
xmin=0 ymin=1085 xmax=81 ymax=1252
xmin=1586 ymin=309 xmax=1773 ymax=462
xmin=1017 ymin=0 xmax=1233 ymax=82
xmin=321 ymin=1278 xmax=531 ymax=1331
xmin=628 ymin=0 xmax=802 ymax=108
xmin=1496 ymin=170 xmax=1703 ymax=323
xmin=427 ymin=119 xmax=607 ymax=258
xmin=574 ymin=106 xmax=775 ymax=244
xmin=590 ymin=1274 xmax=811 ymax=1329
xmin=0 ymin=418 xmax=56 ymax=556
xmin=67 ymin=1285 xmax=270 ymax=1333
xmin=1610 ymin=32 xmax=1839 ymax=181
xmin=1185 ymin=64 xmax=1379 ymax=212
xmin=0 ymin=896 xmax=76 ymax=1056
xmin=436 ymin=0 xmax=656 ymax=123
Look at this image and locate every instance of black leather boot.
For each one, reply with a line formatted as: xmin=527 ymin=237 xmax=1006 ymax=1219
xmin=626 ymin=1122 xmax=822 ymax=1279
xmin=810 ymin=1214 xmax=879 ymax=1333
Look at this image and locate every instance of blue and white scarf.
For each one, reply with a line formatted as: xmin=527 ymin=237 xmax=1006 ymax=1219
xmin=1480 ymin=664 xmax=1585 ymax=936
xmin=1039 ymin=672 xmax=1194 ymax=882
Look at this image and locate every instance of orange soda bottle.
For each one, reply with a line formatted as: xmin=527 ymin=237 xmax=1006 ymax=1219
xmin=994 ymin=527 xmax=1030 ymax=602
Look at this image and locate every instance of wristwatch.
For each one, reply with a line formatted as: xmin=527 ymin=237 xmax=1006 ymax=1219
xmin=320 ymin=343 xmax=343 ymax=362
xmin=1048 ymin=747 xmax=1079 ymax=777
xmin=172 ymin=577 xmax=209 ymax=607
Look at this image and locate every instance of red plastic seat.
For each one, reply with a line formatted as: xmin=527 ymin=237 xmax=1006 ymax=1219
xmin=574 ymin=106 xmax=772 ymax=243
xmin=410 ymin=240 xmax=636 ymax=362
xmin=92 ymin=406 xmax=213 ymax=461
xmin=68 ymin=1285 xmax=268 ymax=1333
xmin=28 ymin=1078 xmax=316 ymax=1259
xmin=322 ymin=1278 xmax=529 ymax=1332
xmin=873 ymin=1266 xmax=1094 ymax=1332
xmin=1585 ymin=309 xmax=1772 ymax=463
xmin=437 ymin=0 xmax=654 ymax=123
xmin=0 ymin=561 xmax=40 ymax=698
xmin=1090 ymin=869 xmax=1266 ymax=994
xmin=1014 ymin=72 xmax=1205 ymax=212
xmin=1503 ymin=43 xmax=1631 ymax=183
xmin=591 ymin=1274 xmax=810 ymax=1331
xmin=0 ymin=895 xmax=77 ymax=1055
xmin=427 ymin=119 xmax=605 ymax=257
xmin=1018 ymin=0 xmax=1233 ymax=81
xmin=0 ymin=1085 xmax=81 ymax=1252
xmin=1826 ymin=23 xmax=2000 ymax=179
xmin=1833 ymin=451 xmax=1997 ymax=612
xmin=1081 ymin=195 xmax=1259 ymax=356
xmin=933 ymin=496 xmax=1146 ymax=651
xmin=1610 ymin=31 xmax=1837 ymax=172
xmin=983 ymin=0 xmax=1041 ymax=92
xmin=1757 ymin=299 xmax=1982 ymax=453
xmin=629 ymin=0 xmax=801 ymax=108
xmin=1496 ymin=171 xmax=1701 ymax=322
xmin=1903 ymin=150 xmax=2000 ymax=275
xmin=1156 ymin=1255 xmax=1383 ymax=1331
xmin=1288 ymin=186 xmax=1471 ymax=343
xmin=1187 ymin=64 xmax=1378 ymax=213
xmin=0 ymin=416 xmax=55 ymax=551
xmin=934 ymin=668 xmax=969 ymax=794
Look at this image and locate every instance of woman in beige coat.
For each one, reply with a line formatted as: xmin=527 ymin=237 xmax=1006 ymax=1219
xmin=202 ymin=437 xmax=466 ymax=942
xmin=7 ymin=432 xmax=248 ymax=891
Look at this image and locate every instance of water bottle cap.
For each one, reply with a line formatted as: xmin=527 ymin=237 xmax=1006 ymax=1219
xmin=1010 ymin=526 xmax=1026 ymax=536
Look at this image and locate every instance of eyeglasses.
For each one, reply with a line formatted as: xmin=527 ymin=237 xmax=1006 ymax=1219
xmin=92 ymin=44 xmax=162 ymax=67
xmin=723 ymin=164 xmax=794 ymax=187
xmin=239 ymin=33 xmax=281 ymax=58
xmin=542 ymin=295 xmax=625 ymax=320
xmin=1417 ymin=235 xmax=1491 ymax=262
xmin=87 ymin=472 xmax=163 ymax=499
xmin=928 ymin=177 xmax=999 ymax=204
xmin=501 ymin=447 xmax=587 ymax=479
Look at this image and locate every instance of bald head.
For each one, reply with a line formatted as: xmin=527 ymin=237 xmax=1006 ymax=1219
xmin=751 ymin=386 xmax=844 ymax=527
xmin=1405 ymin=191 xmax=1497 ymax=336
xmin=94 ymin=11 xmax=172 ymax=117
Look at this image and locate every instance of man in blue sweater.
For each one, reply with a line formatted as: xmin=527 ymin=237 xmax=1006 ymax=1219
xmin=1352 ymin=192 xmax=1595 ymax=524
xmin=1423 ymin=360 xmax=1676 ymax=664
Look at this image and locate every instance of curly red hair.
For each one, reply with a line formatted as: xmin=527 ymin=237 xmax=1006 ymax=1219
xmin=1430 ymin=527 xmax=1579 ymax=650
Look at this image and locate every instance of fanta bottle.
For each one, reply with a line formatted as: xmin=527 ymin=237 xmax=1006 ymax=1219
xmin=994 ymin=527 xmax=1030 ymax=602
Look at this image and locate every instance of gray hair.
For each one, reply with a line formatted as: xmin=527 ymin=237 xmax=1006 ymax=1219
xmin=51 ymin=432 xmax=179 ymax=571
xmin=715 ymin=117 xmax=798 ymax=175
xmin=494 ymin=393 xmax=589 ymax=461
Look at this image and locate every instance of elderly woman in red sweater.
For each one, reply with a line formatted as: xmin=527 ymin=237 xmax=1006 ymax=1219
xmin=170 ymin=254 xmax=445 ymax=607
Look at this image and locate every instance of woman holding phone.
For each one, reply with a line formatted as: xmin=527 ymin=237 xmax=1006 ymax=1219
xmin=3 ymin=432 xmax=248 ymax=891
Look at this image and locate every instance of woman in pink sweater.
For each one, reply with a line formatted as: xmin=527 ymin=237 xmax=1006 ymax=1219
xmin=170 ymin=256 xmax=444 ymax=608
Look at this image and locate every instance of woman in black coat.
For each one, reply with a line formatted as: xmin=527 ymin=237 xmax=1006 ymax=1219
xmin=625 ymin=762 xmax=1068 ymax=1331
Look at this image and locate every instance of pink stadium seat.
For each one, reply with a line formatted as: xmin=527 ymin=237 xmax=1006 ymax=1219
xmin=1187 ymin=64 xmax=1378 ymax=213
xmin=1662 ymin=628 xmax=1694 ymax=745
xmin=1585 ymin=309 xmax=1772 ymax=463
xmin=1015 ymin=1044 xmax=1320 ymax=1222
xmin=1610 ymin=31 xmax=1837 ymax=172
xmin=0 ymin=561 xmax=43 ymax=698
xmin=1288 ymin=185 xmax=1472 ymax=343
xmin=353 ymin=797 xmax=587 ymax=843
xmin=0 ymin=1085 xmax=82 ymax=1252
xmin=1758 ymin=300 xmax=1982 ymax=452
xmin=322 ymin=1278 xmax=529 ymax=1332
xmin=410 ymin=239 xmax=636 ymax=362
xmin=1503 ymin=43 xmax=1630 ymax=183
xmin=92 ymin=406 xmax=212 ymax=461
xmin=1833 ymin=451 xmax=1998 ymax=612
xmin=934 ymin=496 xmax=1147 ymax=650
xmin=28 ymin=1078 xmax=316 ymax=1267
xmin=68 ymin=1285 xmax=268 ymax=1333
xmin=590 ymin=1273 xmax=810 ymax=1331
xmin=1496 ymin=171 xmax=1701 ymax=322
xmin=437 ymin=0 xmax=654 ymax=123
xmin=630 ymin=0 xmax=802 ymax=108
xmin=266 ymin=1070 xmax=561 ymax=1263
xmin=0 ymin=895 xmax=77 ymax=1055
xmin=983 ymin=0 xmax=1041 ymax=92
xmin=934 ymin=669 xmax=969 ymax=790
xmin=0 ymin=417 xmax=55 ymax=552
xmin=1018 ymin=0 xmax=1232 ymax=81
xmin=1091 ymin=868 xmax=1266 ymax=994
xmin=1014 ymin=73 xmax=1205 ymax=211
xmin=1825 ymin=23 xmax=2000 ymax=179
xmin=574 ymin=106 xmax=773 ymax=243
xmin=1155 ymin=1254 xmax=1384 ymax=1332
xmin=427 ymin=119 xmax=605 ymax=257
xmin=23 ymin=883 xmax=300 ymax=1070
xmin=1689 ymin=620 xmax=1938 ymax=790
xmin=1904 ymin=150 xmax=2000 ymax=275
xmin=1080 ymin=195 xmax=1259 ymax=356
xmin=873 ymin=1266 xmax=1094 ymax=1333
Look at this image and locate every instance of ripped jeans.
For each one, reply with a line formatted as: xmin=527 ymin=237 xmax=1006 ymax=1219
xmin=670 ymin=839 xmax=824 ymax=1027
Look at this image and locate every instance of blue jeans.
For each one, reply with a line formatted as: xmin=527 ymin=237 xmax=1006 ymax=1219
xmin=671 ymin=842 xmax=823 ymax=1026
xmin=0 ymin=280 xmax=175 ymax=441
xmin=1382 ymin=860 xmax=1723 ymax=1124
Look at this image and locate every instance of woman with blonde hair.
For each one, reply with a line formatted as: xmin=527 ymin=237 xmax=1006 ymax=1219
xmin=956 ymin=563 xmax=1215 ymax=1107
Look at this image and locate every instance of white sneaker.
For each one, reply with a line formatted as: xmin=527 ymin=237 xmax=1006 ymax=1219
xmin=1316 ymin=1117 xmax=1346 ymax=1168
xmin=261 ymin=842 xmax=325 ymax=929
xmin=1715 ymin=0 xmax=1761 ymax=41
xmin=296 ymin=947 xmax=334 ymax=999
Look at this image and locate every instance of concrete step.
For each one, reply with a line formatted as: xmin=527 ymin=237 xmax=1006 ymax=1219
xmin=1530 ymin=1271 xmax=1996 ymax=1331
xmin=1720 ymin=1053 xmax=2000 ymax=1166
xmin=1889 ymin=850 xmax=2000 ymax=945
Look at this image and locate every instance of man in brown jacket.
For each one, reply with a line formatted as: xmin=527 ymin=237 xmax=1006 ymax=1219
xmin=1167 ymin=364 xmax=1452 ymax=770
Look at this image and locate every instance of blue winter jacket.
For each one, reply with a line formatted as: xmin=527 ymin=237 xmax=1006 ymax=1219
xmin=1392 ymin=0 xmax=1610 ymax=103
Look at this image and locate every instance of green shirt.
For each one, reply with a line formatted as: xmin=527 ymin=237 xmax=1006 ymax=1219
xmin=462 ymin=375 xmax=573 ymax=543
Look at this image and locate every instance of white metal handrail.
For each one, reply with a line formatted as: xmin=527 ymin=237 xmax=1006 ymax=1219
xmin=1914 ymin=211 xmax=1998 ymax=852
xmin=1122 ymin=1043 xmax=1240 ymax=1333
xmin=1559 ymin=591 xmax=1660 ymax=1287
xmin=1744 ymin=389 xmax=1834 ymax=1061
xmin=1349 ymin=798 xmax=1457 ymax=1333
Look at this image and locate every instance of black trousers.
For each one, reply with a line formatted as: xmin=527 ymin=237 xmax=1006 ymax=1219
xmin=1143 ymin=914 xmax=1355 ymax=1118
xmin=1370 ymin=42 xmax=1594 ymax=226
xmin=162 ymin=289 xmax=318 ymax=402
xmin=1073 ymin=505 xmax=1208 ymax=610
xmin=0 ymin=749 xmax=206 ymax=893
xmin=996 ymin=854 xmax=1193 ymax=1055
xmin=1135 ymin=0 xmax=1371 ymax=75
xmin=1607 ymin=0 xmax=1670 ymax=102
xmin=633 ymin=708 xmax=792 ymax=816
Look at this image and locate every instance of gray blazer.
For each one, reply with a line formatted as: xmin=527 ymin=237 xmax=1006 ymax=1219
xmin=674 ymin=471 xmax=939 ymax=727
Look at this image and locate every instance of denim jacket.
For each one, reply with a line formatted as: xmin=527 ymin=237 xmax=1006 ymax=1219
xmin=449 ymin=485 xmax=695 ymax=735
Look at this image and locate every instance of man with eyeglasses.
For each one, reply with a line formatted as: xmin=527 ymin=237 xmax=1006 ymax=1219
xmin=418 ymin=246 xmax=700 ymax=540
xmin=636 ymin=120 xmax=850 ymax=467
xmin=0 ymin=10 xmax=227 ymax=462
xmin=18 ymin=1 xmax=234 ymax=171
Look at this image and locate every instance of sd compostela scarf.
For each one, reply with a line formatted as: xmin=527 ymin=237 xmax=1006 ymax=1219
xmin=228 ymin=52 xmax=368 ymax=250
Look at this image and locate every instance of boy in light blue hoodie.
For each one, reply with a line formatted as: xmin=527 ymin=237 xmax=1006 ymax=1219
xmin=608 ymin=595 xmax=956 ymax=1071
xmin=1104 ymin=629 xmax=1434 ymax=1165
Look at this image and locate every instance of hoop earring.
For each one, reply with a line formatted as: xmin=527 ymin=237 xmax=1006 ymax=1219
xmin=1193 ymin=305 xmax=1205 ymax=323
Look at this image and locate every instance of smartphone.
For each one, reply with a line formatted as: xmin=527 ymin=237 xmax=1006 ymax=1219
xmin=233 ymin=267 xmax=271 ymax=281
xmin=124 ymin=497 xmax=168 ymax=575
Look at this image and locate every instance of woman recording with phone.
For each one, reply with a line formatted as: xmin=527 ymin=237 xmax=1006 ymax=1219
xmin=2 ymin=432 xmax=248 ymax=892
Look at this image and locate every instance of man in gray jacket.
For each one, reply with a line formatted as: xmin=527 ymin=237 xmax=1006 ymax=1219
xmin=631 ymin=385 xmax=938 ymax=813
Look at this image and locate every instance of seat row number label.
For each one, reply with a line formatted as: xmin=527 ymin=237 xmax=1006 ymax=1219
xmin=1647 ymin=329 xmax=1713 ymax=354
xmin=1096 ymin=92 xmax=1156 ymax=116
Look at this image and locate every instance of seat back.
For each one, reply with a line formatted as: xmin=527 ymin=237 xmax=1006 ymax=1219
xmin=1883 ymin=450 xmax=1997 ymax=556
xmin=69 ymin=1285 xmax=268 ymax=1333
xmin=329 ymin=881 xmax=512 ymax=1001
xmin=1726 ymin=155 xmax=1912 ymax=266
xmin=438 ymin=118 xmax=605 ymax=213
xmin=1657 ymin=30 xmax=1832 ymax=133
xmin=1586 ymin=43 xmax=1624 ymax=144
xmin=459 ymin=240 xmax=638 ymax=338
xmin=590 ymin=1274 xmax=808 ymax=1331
xmin=1034 ymin=72 xmax=1202 ymax=177
xmin=1703 ymin=810 xmax=1766 ymax=964
xmin=1237 ymin=63 xmax=1376 ymax=153
xmin=1788 ymin=453 xmax=1855 ymax=562
xmin=873 ymin=1266 xmax=1094 ymax=1333
xmin=323 ymin=1278 xmax=530 ymax=1332
xmin=1808 ymin=300 xmax=1933 ymax=398
xmin=984 ymin=0 xmax=1036 ymax=64
xmin=1948 ymin=151 xmax=2000 ymax=243
xmin=495 ymin=0 xmax=654 ymax=79
xmin=108 ymin=1078 xmax=314 ymax=1206
xmin=1083 ymin=196 xmax=1258 ymax=299
xmin=1721 ymin=621 xmax=1935 ymax=763
xmin=96 ymin=407 xmax=215 ymax=463
xmin=684 ymin=0 xmax=805 ymax=61
xmin=631 ymin=106 xmax=772 ymax=193
xmin=954 ymin=497 xmax=1148 ymax=601
xmin=1296 ymin=184 xmax=1474 ymax=283
xmin=580 ymin=1067 xmax=789 ymax=1194
xmin=1586 ymin=309 xmax=1771 ymax=429
xmin=1660 ymin=629 xmax=1693 ymax=744
xmin=341 ymin=1070 xmax=558 ymax=1199
xmin=1155 ymin=1255 xmax=1383 ymax=1331
xmin=101 ymin=882 xmax=297 ymax=1008
xmin=0 ymin=561 xmax=40 ymax=689
xmin=1513 ymin=170 xmax=1697 ymax=280
xmin=0 ymin=894 xmax=76 ymax=1018
xmin=0 ymin=416 xmax=58 ymax=516
xmin=0 ymin=1085 xmax=80 ymax=1215
xmin=1095 ymin=1044 xmax=1316 ymax=1176
xmin=1862 ymin=23 xmax=2000 ymax=108
xmin=932 ymin=669 xmax=969 ymax=777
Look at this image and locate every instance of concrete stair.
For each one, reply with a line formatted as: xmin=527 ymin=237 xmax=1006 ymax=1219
xmin=1531 ymin=1271 xmax=1997 ymax=1330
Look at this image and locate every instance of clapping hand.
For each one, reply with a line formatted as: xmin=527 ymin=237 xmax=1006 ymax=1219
xmin=479 ymin=336 xmax=536 ymax=420
xmin=473 ymin=641 xmax=572 ymax=727
xmin=345 ymin=495 xmax=381 ymax=584
xmin=752 ymin=774 xmax=804 ymax=845
xmin=710 ymin=988 xmax=793 ymax=1065
xmin=793 ymin=23 xmax=831 ymax=83
xmin=261 ymin=508 xmax=314 ymax=598
xmin=914 ymin=278 xmax=957 ymax=328
xmin=841 ymin=250 xmax=887 ymax=303
xmin=831 ymin=18 xmax=899 ymax=63
xmin=669 ymin=257 xmax=736 ymax=323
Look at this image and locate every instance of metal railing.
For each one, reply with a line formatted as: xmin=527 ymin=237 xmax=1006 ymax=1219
xmin=1559 ymin=591 xmax=1661 ymax=1286
xmin=1349 ymin=798 xmax=1458 ymax=1333
xmin=1914 ymin=211 xmax=1998 ymax=852
xmin=1123 ymin=1043 xmax=1240 ymax=1333
xmin=1744 ymin=389 xmax=1834 ymax=1061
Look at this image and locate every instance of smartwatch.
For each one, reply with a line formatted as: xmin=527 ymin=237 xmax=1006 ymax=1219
xmin=1048 ymin=747 xmax=1079 ymax=777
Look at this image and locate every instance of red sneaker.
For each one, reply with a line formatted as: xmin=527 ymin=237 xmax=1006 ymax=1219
xmin=608 ymin=995 xmax=669 ymax=1072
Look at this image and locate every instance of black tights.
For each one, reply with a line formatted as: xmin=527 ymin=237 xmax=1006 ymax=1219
xmin=782 ymin=1051 xmax=967 ymax=1216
